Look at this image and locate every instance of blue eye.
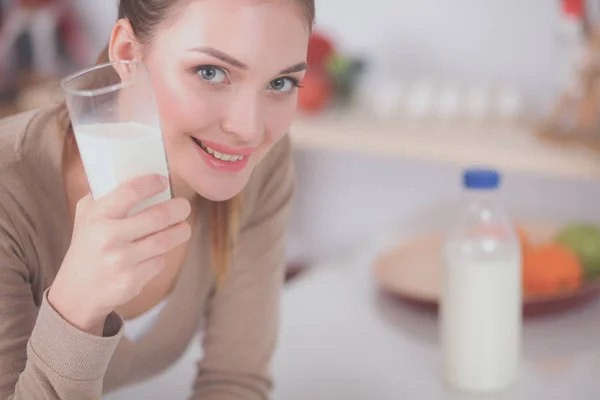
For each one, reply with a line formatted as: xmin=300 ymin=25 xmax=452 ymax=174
xmin=196 ymin=66 xmax=227 ymax=83
xmin=269 ymin=77 xmax=300 ymax=93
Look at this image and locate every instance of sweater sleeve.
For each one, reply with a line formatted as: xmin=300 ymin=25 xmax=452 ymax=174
xmin=0 ymin=195 xmax=124 ymax=400
xmin=190 ymin=137 xmax=295 ymax=399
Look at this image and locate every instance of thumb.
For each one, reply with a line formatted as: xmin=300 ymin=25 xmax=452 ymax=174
xmin=74 ymin=193 xmax=94 ymax=223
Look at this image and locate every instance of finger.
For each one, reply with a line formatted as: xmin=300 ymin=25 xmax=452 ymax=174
xmin=131 ymin=221 xmax=192 ymax=263
xmin=75 ymin=193 xmax=94 ymax=215
xmin=111 ymin=198 xmax=191 ymax=242
xmin=134 ymin=256 xmax=167 ymax=289
xmin=95 ymin=175 xmax=169 ymax=219
xmin=73 ymin=193 xmax=94 ymax=228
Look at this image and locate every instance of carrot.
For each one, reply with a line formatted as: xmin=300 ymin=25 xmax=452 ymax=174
xmin=523 ymin=243 xmax=583 ymax=296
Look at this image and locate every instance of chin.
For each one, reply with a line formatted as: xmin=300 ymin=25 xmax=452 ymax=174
xmin=198 ymin=184 xmax=245 ymax=202
xmin=184 ymin=172 xmax=250 ymax=202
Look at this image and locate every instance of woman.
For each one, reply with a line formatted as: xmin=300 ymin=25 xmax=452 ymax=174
xmin=0 ymin=0 xmax=314 ymax=398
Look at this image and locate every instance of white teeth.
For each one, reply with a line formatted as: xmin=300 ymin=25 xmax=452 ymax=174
xmin=201 ymin=143 xmax=245 ymax=162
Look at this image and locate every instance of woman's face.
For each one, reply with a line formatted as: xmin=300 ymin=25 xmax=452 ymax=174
xmin=142 ymin=0 xmax=309 ymax=201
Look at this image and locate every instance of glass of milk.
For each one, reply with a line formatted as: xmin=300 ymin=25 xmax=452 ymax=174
xmin=61 ymin=60 xmax=171 ymax=215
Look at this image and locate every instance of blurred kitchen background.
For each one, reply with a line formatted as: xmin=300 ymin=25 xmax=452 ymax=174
xmin=3 ymin=0 xmax=600 ymax=399
xmin=3 ymin=0 xmax=600 ymax=260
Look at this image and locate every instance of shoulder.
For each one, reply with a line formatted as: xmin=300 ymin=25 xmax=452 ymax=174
xmin=0 ymin=110 xmax=41 ymax=216
xmin=246 ymin=135 xmax=293 ymax=197
xmin=0 ymin=109 xmax=39 ymax=168
xmin=0 ymin=147 xmax=33 ymax=269
xmin=258 ymin=133 xmax=293 ymax=173
xmin=0 ymin=108 xmax=52 ymax=210
xmin=0 ymin=169 xmax=31 ymax=287
xmin=0 ymin=107 xmax=67 ymax=298
xmin=0 ymin=106 xmax=62 ymax=171
xmin=0 ymin=106 xmax=65 ymax=248
xmin=242 ymin=135 xmax=295 ymax=221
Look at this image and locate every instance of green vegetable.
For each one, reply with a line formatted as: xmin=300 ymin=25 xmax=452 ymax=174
xmin=555 ymin=223 xmax=600 ymax=282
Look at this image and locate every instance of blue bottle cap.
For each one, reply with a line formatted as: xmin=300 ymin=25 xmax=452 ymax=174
xmin=463 ymin=168 xmax=500 ymax=190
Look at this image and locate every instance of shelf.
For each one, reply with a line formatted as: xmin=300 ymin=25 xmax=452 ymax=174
xmin=289 ymin=114 xmax=600 ymax=181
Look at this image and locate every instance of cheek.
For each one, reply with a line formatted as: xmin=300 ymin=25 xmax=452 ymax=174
xmin=265 ymin=99 xmax=298 ymax=142
xmin=147 ymin=61 xmax=221 ymax=138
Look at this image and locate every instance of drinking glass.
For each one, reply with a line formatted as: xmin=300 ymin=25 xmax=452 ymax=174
xmin=61 ymin=60 xmax=171 ymax=215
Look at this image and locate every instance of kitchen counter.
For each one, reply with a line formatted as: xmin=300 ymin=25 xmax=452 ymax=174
xmin=271 ymin=235 xmax=600 ymax=400
xmin=105 ymin=234 xmax=600 ymax=400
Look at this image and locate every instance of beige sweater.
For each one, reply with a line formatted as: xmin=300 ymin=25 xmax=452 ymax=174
xmin=0 ymin=107 xmax=294 ymax=399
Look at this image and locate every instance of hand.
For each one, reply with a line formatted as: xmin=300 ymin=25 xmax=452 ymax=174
xmin=48 ymin=174 xmax=192 ymax=335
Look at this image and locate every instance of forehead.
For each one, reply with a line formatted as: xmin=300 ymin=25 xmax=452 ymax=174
xmin=155 ymin=0 xmax=309 ymax=68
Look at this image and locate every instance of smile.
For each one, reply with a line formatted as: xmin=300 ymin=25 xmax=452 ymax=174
xmin=195 ymin=139 xmax=245 ymax=162
xmin=192 ymin=137 xmax=252 ymax=172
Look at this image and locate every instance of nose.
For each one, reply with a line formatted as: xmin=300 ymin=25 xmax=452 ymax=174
xmin=221 ymin=90 xmax=264 ymax=143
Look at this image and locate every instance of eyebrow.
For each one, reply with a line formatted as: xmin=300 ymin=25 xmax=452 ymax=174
xmin=188 ymin=46 xmax=307 ymax=75
xmin=279 ymin=62 xmax=307 ymax=75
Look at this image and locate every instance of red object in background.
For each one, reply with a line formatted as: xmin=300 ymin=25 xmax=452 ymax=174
xmin=0 ymin=0 xmax=90 ymax=74
xmin=307 ymin=31 xmax=336 ymax=69
xmin=19 ymin=0 xmax=54 ymax=7
xmin=56 ymin=1 xmax=90 ymax=66
xmin=298 ymin=69 xmax=333 ymax=114
xmin=562 ymin=0 xmax=584 ymax=17
xmin=300 ymin=31 xmax=336 ymax=114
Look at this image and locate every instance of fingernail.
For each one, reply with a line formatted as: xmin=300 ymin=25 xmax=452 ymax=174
xmin=159 ymin=175 xmax=169 ymax=186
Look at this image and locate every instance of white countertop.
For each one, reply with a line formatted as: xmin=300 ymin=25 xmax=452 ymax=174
xmin=105 ymin=236 xmax=600 ymax=400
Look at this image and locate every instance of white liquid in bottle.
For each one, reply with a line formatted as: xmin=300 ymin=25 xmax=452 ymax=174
xmin=442 ymin=256 xmax=521 ymax=392
xmin=441 ymin=168 xmax=522 ymax=393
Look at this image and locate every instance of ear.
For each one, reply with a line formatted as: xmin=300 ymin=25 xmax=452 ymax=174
xmin=108 ymin=19 xmax=142 ymax=62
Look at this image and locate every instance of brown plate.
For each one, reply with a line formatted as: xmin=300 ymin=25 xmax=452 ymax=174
xmin=373 ymin=224 xmax=600 ymax=316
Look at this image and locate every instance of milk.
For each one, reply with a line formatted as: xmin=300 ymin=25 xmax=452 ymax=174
xmin=74 ymin=122 xmax=171 ymax=215
xmin=441 ymin=168 xmax=522 ymax=394
xmin=441 ymin=254 xmax=522 ymax=393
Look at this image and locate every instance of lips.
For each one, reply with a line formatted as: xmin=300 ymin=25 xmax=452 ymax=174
xmin=192 ymin=138 xmax=246 ymax=162
xmin=192 ymin=137 xmax=251 ymax=173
